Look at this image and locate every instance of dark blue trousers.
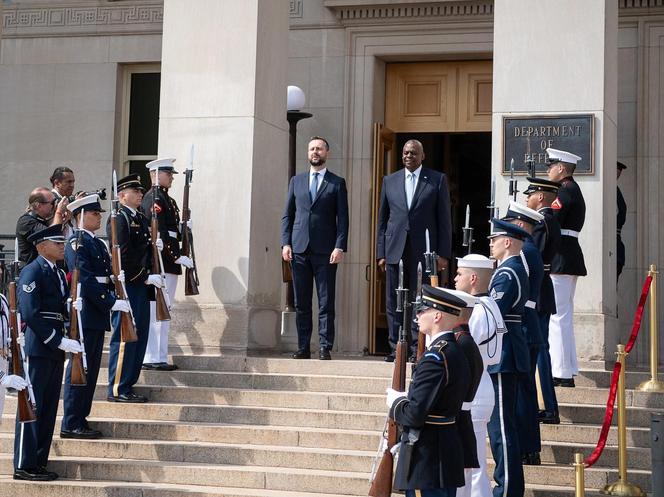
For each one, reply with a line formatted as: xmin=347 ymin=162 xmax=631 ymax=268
xmin=516 ymin=345 xmax=541 ymax=455
xmin=405 ymin=489 xmax=456 ymax=497
xmin=536 ymin=312 xmax=559 ymax=414
xmin=61 ymin=328 xmax=105 ymax=431
xmin=291 ymin=252 xmax=337 ymax=351
xmin=14 ymin=356 xmax=63 ymax=470
xmin=488 ymin=372 xmax=524 ymax=497
xmin=107 ymin=283 xmax=149 ymax=397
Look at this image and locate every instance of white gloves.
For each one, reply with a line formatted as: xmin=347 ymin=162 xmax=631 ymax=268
xmin=110 ymin=270 xmax=125 ymax=284
xmin=1 ymin=374 xmax=27 ymax=391
xmin=146 ymin=274 xmax=165 ymax=288
xmin=72 ymin=297 xmax=83 ymax=312
xmin=386 ymin=387 xmax=407 ymax=409
xmin=18 ymin=332 xmax=25 ymax=348
xmin=390 ymin=442 xmax=401 ymax=456
xmin=111 ymin=299 xmax=131 ymax=313
xmin=58 ymin=337 xmax=83 ymax=354
xmin=175 ymin=256 xmax=194 ymax=269
xmin=186 ymin=219 xmax=193 ymax=230
xmin=155 ymin=238 xmax=164 ymax=251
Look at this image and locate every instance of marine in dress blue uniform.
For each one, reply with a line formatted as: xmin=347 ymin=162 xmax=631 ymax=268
xmin=61 ymin=195 xmax=121 ymax=439
xmin=486 ymin=219 xmax=530 ymax=497
xmin=387 ymin=285 xmax=471 ymax=497
xmin=107 ymin=174 xmax=156 ymax=402
xmin=503 ymin=202 xmax=545 ymax=465
xmin=525 ymin=177 xmax=562 ymax=424
xmin=13 ymin=225 xmax=83 ymax=481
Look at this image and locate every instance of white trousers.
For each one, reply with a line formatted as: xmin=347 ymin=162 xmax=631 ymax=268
xmin=549 ymin=274 xmax=579 ymax=378
xmin=457 ymin=402 xmax=494 ymax=497
xmin=0 ymin=357 xmax=7 ymax=416
xmin=144 ymin=273 xmax=178 ymax=364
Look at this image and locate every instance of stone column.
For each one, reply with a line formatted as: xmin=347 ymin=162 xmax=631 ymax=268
xmin=157 ymin=0 xmax=289 ymax=354
xmin=492 ymin=0 xmax=618 ymax=363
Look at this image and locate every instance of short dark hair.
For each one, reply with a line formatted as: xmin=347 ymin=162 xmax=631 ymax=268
xmin=50 ymin=166 xmax=74 ymax=186
xmin=309 ymin=136 xmax=330 ymax=151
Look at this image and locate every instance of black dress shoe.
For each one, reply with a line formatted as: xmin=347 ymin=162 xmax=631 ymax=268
xmin=538 ymin=410 xmax=561 ymax=424
xmin=553 ymin=377 xmax=575 ymax=387
xmin=292 ymin=349 xmax=311 ymax=359
xmin=384 ymin=354 xmax=395 ymax=363
xmin=142 ymin=363 xmax=159 ymax=370
xmin=60 ymin=426 xmax=102 ymax=439
xmin=36 ymin=466 xmax=59 ymax=480
xmin=13 ymin=468 xmax=51 ymax=481
xmin=319 ymin=348 xmax=331 ymax=360
xmin=107 ymin=392 xmax=148 ymax=403
xmin=156 ymin=363 xmax=178 ymax=371
xmin=522 ymin=452 xmax=541 ymax=465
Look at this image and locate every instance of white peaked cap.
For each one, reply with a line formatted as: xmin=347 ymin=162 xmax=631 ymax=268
xmin=546 ymin=148 xmax=581 ymax=165
xmin=506 ymin=200 xmax=544 ymax=223
xmin=66 ymin=194 xmax=104 ymax=213
xmin=146 ymin=157 xmax=178 ymax=172
xmin=442 ymin=288 xmax=478 ymax=308
xmin=456 ymin=254 xmax=495 ymax=270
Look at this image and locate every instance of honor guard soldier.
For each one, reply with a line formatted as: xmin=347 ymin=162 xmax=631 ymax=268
xmin=142 ymin=158 xmax=193 ymax=371
xmin=503 ymin=202 xmax=545 ymax=466
xmin=486 ymin=219 xmax=530 ymax=497
xmin=61 ymin=195 xmax=130 ymax=437
xmin=13 ymin=225 xmax=83 ymax=481
xmin=386 ymin=285 xmax=471 ymax=497
xmin=107 ymin=174 xmax=161 ymax=402
xmin=1 ymin=294 xmax=29 ymax=414
xmin=617 ymin=162 xmax=627 ymax=281
xmin=454 ymin=254 xmax=505 ymax=497
xmin=445 ymin=289 xmax=485 ymax=497
xmin=524 ymin=177 xmax=562 ymax=424
xmin=546 ymin=148 xmax=586 ymax=388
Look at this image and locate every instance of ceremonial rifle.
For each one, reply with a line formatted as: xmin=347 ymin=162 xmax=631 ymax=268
xmin=526 ymin=138 xmax=536 ymax=178
xmin=151 ymin=165 xmax=172 ymax=321
xmin=110 ymin=171 xmax=137 ymax=343
xmin=369 ymin=260 xmax=409 ymax=497
xmin=508 ymin=158 xmax=518 ymax=201
xmin=462 ymin=204 xmax=474 ymax=255
xmin=68 ymin=210 xmax=88 ymax=385
xmin=8 ymin=245 xmax=36 ymax=422
xmin=414 ymin=262 xmax=426 ymax=360
xmin=181 ymin=144 xmax=200 ymax=296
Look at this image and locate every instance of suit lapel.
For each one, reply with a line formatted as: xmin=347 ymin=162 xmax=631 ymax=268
xmin=398 ymin=169 xmax=409 ymax=210
xmin=311 ymin=171 xmax=329 ymax=207
xmin=300 ymin=173 xmax=312 ymax=208
xmin=410 ymin=170 xmax=429 ymax=210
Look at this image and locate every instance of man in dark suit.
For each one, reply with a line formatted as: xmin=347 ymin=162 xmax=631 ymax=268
xmin=376 ymin=139 xmax=452 ymax=361
xmin=281 ymin=136 xmax=349 ymax=360
xmin=617 ymin=162 xmax=627 ymax=281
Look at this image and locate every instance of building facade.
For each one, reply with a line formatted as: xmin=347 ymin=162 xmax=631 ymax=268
xmin=1 ymin=0 xmax=662 ymax=367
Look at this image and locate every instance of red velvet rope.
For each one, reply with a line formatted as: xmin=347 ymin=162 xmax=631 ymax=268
xmin=583 ymin=273 xmax=652 ymax=467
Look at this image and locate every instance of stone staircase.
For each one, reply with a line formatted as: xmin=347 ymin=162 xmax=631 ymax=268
xmin=0 ymin=354 xmax=658 ymax=496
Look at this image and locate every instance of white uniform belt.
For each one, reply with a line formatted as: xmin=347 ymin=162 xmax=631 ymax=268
xmin=461 ymin=401 xmax=472 ymax=411
xmin=168 ymin=230 xmax=178 ymax=238
xmin=525 ymin=300 xmax=537 ymax=309
xmin=561 ymin=229 xmax=580 ymax=238
xmin=96 ymin=276 xmax=110 ymax=284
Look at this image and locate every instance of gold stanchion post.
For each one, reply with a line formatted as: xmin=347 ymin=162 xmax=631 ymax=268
xmin=601 ymin=344 xmax=646 ymax=496
xmin=574 ymin=452 xmax=586 ymax=497
xmin=637 ymin=264 xmax=664 ymax=393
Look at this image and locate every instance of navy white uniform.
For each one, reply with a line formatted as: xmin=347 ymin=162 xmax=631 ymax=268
xmin=14 ymin=254 xmax=67 ymax=473
xmin=107 ymin=176 xmax=153 ymax=400
xmin=486 ymin=220 xmax=530 ymax=497
xmin=62 ymin=229 xmax=115 ymax=434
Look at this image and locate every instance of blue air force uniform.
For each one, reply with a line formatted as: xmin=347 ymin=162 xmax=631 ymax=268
xmin=14 ymin=227 xmax=67 ymax=475
xmin=486 ymin=220 xmax=530 ymax=497
xmin=107 ymin=175 xmax=153 ymax=401
xmin=388 ymin=286 xmax=470 ymax=497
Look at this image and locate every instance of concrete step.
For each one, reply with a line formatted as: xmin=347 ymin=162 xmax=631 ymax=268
xmin=539 ymin=423 xmax=651 ymax=448
xmin=554 ymin=385 xmax=664 ymax=409
xmin=558 ymin=402 xmax=652 ymax=427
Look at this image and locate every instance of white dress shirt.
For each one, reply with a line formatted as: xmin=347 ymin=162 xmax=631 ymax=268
xmin=404 ymin=166 xmax=422 ymax=208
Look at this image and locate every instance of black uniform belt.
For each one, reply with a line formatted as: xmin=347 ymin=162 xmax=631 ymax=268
xmin=40 ymin=311 xmax=64 ymax=321
xmin=425 ymin=414 xmax=455 ymax=425
xmin=504 ymin=314 xmax=521 ymax=323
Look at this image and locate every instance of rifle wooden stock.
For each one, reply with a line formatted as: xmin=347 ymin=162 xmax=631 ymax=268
xmin=151 ymin=217 xmax=171 ymax=322
xmin=8 ymin=282 xmax=36 ymax=423
xmin=369 ymin=328 xmax=407 ymax=496
xmin=68 ymin=270 xmax=87 ymax=386
xmin=110 ymin=207 xmax=137 ymax=343
xmin=181 ymin=168 xmax=199 ymax=296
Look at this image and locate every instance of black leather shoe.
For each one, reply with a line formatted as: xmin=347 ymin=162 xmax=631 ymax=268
xmin=522 ymin=452 xmax=541 ymax=465
xmin=142 ymin=363 xmax=159 ymax=370
xmin=36 ymin=466 xmax=59 ymax=480
xmin=61 ymin=426 xmax=102 ymax=439
xmin=384 ymin=354 xmax=395 ymax=363
xmin=13 ymin=468 xmax=51 ymax=481
xmin=107 ymin=392 xmax=148 ymax=403
xmin=538 ymin=410 xmax=561 ymax=424
xmin=553 ymin=377 xmax=575 ymax=387
xmin=319 ymin=348 xmax=331 ymax=360
xmin=292 ymin=349 xmax=311 ymax=359
xmin=156 ymin=363 xmax=178 ymax=371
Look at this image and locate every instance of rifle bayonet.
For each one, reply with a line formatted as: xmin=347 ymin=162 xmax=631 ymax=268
xmin=462 ymin=204 xmax=474 ymax=254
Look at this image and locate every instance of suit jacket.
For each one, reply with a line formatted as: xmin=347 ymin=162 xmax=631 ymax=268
xmin=280 ymin=170 xmax=349 ymax=255
xmin=376 ymin=167 xmax=452 ymax=264
xmin=18 ymin=255 xmax=67 ymax=360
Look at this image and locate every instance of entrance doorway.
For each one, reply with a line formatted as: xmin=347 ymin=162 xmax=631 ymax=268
xmin=368 ymin=60 xmax=493 ymax=355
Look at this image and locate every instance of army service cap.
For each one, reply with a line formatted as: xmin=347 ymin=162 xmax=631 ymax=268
xmin=146 ymin=158 xmax=179 ymax=174
xmin=117 ymin=174 xmax=145 ymax=193
xmin=523 ymin=177 xmax=561 ymax=195
xmin=503 ymin=201 xmax=544 ymax=225
xmin=546 ymin=147 xmax=581 ymax=166
xmin=456 ymin=254 xmax=495 ymax=270
xmin=414 ymin=284 xmax=466 ymax=316
xmin=27 ymin=224 xmax=66 ymax=245
xmin=488 ymin=218 xmax=530 ymax=241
